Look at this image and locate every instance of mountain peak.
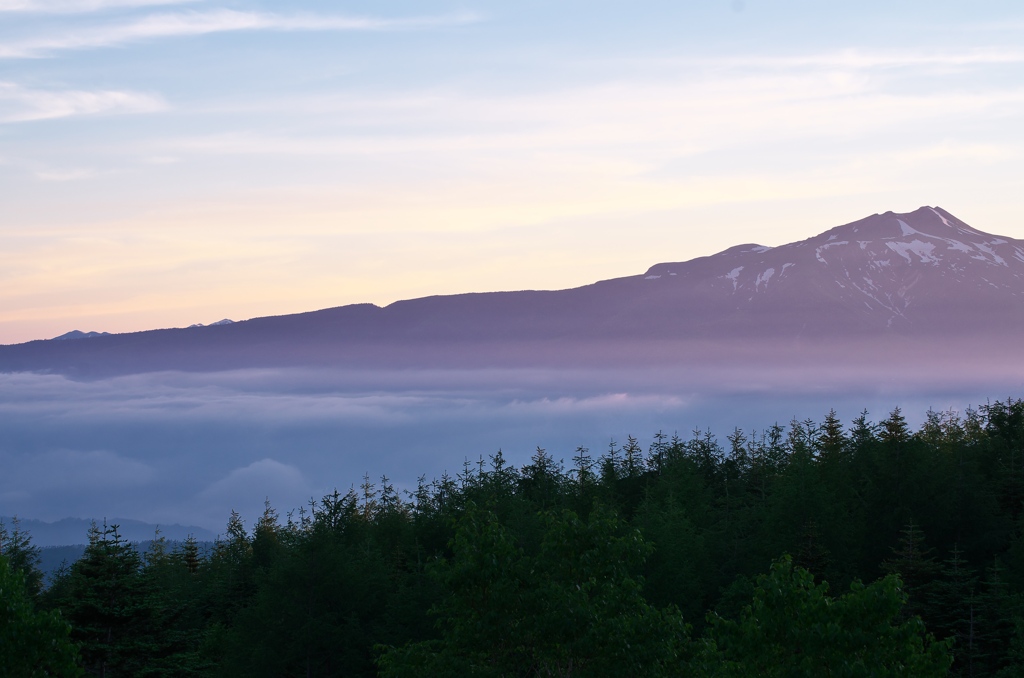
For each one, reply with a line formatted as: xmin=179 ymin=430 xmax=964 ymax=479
xmin=814 ymin=206 xmax=993 ymax=244
xmin=7 ymin=206 xmax=1024 ymax=376
xmin=188 ymin=319 xmax=235 ymax=329
xmin=639 ymin=205 xmax=1024 ymax=334
xmin=50 ymin=330 xmax=110 ymax=341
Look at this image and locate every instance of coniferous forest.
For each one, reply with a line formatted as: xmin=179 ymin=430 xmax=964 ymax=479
xmin=9 ymin=400 xmax=1024 ymax=675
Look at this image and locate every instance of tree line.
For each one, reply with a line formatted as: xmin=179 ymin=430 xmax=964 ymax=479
xmin=5 ymin=399 xmax=1024 ymax=675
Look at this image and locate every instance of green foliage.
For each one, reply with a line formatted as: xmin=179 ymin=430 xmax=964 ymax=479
xmin=27 ymin=396 xmax=1024 ymax=676
xmin=45 ymin=522 xmax=146 ymax=677
xmin=697 ymin=556 xmax=952 ymax=677
xmin=378 ymin=503 xmax=688 ymax=677
xmin=0 ymin=553 xmax=82 ymax=677
xmin=0 ymin=515 xmax=44 ymax=598
xmin=217 ymin=491 xmax=400 ymax=677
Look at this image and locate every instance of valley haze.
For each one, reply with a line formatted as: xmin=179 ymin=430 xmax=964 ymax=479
xmin=2 ymin=207 xmax=1022 ymax=537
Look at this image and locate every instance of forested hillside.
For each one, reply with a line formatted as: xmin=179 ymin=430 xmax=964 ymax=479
xmin=6 ymin=399 xmax=1024 ymax=675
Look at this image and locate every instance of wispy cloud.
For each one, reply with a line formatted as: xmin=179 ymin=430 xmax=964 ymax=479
xmin=681 ymin=48 xmax=1024 ymax=71
xmin=146 ymin=75 xmax=1024 ymax=162
xmin=33 ymin=167 xmax=99 ymax=181
xmin=0 ymin=0 xmax=198 ymax=13
xmin=0 ymin=81 xmax=165 ymax=121
xmin=0 ymin=9 xmax=481 ymax=58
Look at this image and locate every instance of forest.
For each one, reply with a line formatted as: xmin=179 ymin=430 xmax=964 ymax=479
xmin=6 ymin=399 xmax=1024 ymax=676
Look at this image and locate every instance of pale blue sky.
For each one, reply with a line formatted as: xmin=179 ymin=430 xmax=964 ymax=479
xmin=4 ymin=0 xmax=1024 ymax=342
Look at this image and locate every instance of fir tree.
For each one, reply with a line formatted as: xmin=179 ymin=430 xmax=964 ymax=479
xmin=0 ymin=515 xmax=43 ymax=598
xmin=649 ymin=430 xmax=669 ymax=475
xmin=52 ymin=522 xmax=147 ymax=676
xmin=931 ymin=544 xmax=981 ymax=675
xmin=819 ymin=409 xmax=847 ymax=461
xmin=882 ymin=520 xmax=941 ymax=624
xmin=794 ymin=518 xmax=832 ymax=581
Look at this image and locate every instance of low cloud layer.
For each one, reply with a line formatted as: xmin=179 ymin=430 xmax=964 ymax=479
xmin=0 ymin=364 xmax=1015 ymax=533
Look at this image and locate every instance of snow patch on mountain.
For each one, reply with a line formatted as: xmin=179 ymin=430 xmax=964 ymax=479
xmin=50 ymin=330 xmax=110 ymax=341
xmin=189 ymin=319 xmax=235 ymax=329
xmin=928 ymin=206 xmax=953 ymax=228
xmin=814 ymin=241 xmax=848 ymax=263
xmin=886 ymin=240 xmax=939 ymax=264
xmin=898 ymin=219 xmax=918 ymax=237
xmin=973 ymin=243 xmax=1007 ymax=266
xmin=755 ymin=268 xmax=775 ymax=289
xmin=725 ymin=266 xmax=743 ymax=290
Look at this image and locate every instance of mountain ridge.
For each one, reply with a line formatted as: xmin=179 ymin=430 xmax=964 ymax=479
xmin=3 ymin=206 xmax=1022 ymax=376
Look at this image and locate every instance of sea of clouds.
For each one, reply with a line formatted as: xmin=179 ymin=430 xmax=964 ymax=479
xmin=0 ymin=364 xmax=1017 ymax=537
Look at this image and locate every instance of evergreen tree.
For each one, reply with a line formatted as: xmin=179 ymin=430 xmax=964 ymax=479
xmin=0 ymin=553 xmax=82 ymax=677
xmin=794 ymin=519 xmax=832 ymax=581
xmin=600 ymin=439 xmax=622 ymax=483
xmin=30 ymin=395 xmax=1024 ymax=675
xmin=378 ymin=503 xmax=688 ymax=677
xmin=882 ymin=520 xmax=941 ymax=624
xmin=983 ymin=399 xmax=1024 ymax=520
xmin=975 ymin=559 xmax=1018 ymax=677
xmin=648 ymin=431 xmax=670 ymax=475
xmin=49 ymin=522 xmax=146 ymax=677
xmin=697 ymin=556 xmax=952 ymax=677
xmin=930 ymin=545 xmax=981 ymax=675
xmin=819 ymin=409 xmax=847 ymax=462
xmin=570 ymin=445 xmax=598 ymax=510
xmin=622 ymin=435 xmax=644 ymax=479
xmin=133 ymin=534 xmax=213 ymax=677
xmin=0 ymin=515 xmax=43 ymax=598
xmin=519 ymin=447 xmax=565 ymax=510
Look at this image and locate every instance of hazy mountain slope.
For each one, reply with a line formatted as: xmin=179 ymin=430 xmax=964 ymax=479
xmin=1 ymin=206 xmax=1021 ymax=376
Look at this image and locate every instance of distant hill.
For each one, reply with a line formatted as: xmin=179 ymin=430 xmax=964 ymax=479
xmin=2 ymin=206 xmax=1022 ymax=376
xmin=1 ymin=516 xmax=216 ymax=547
xmin=37 ymin=540 xmax=217 ymax=581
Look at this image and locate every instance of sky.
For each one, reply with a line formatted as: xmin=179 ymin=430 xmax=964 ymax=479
xmin=4 ymin=1 xmax=1024 ymax=343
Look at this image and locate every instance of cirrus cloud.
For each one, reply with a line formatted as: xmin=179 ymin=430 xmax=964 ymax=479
xmin=0 ymin=9 xmax=482 ymax=58
xmin=0 ymin=0 xmax=199 ymax=13
xmin=0 ymin=81 xmax=165 ymax=122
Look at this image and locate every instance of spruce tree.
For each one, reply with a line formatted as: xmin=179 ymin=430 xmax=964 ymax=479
xmin=930 ymin=544 xmax=980 ymax=674
xmin=882 ymin=520 xmax=941 ymax=625
xmin=975 ymin=559 xmax=1017 ymax=676
xmin=0 ymin=515 xmax=43 ymax=598
xmin=794 ymin=519 xmax=832 ymax=581
xmin=819 ymin=409 xmax=847 ymax=461
xmin=53 ymin=522 xmax=147 ymax=676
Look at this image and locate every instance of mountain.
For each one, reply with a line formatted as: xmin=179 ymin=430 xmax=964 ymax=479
xmin=187 ymin=319 xmax=235 ymax=329
xmin=2 ymin=206 xmax=1022 ymax=376
xmin=50 ymin=330 xmax=111 ymax=341
xmin=638 ymin=205 xmax=1024 ymax=336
